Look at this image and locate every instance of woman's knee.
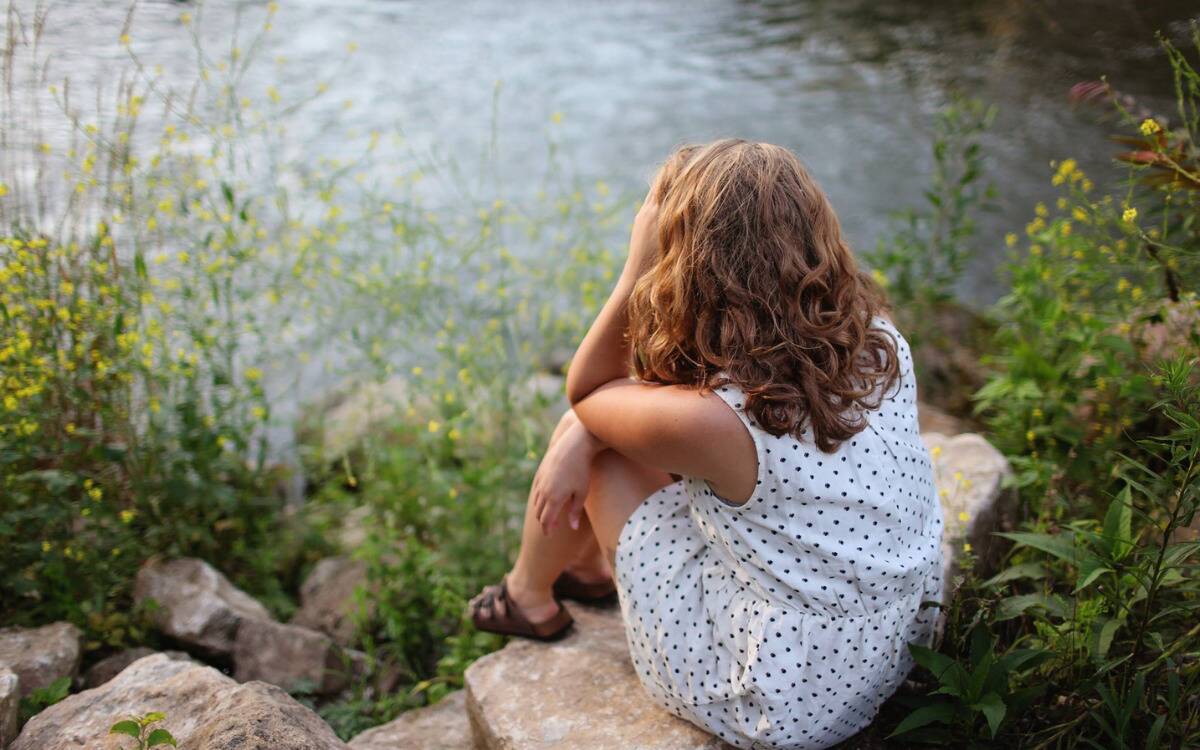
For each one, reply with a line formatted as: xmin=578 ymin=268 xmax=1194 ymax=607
xmin=584 ymin=450 xmax=672 ymax=559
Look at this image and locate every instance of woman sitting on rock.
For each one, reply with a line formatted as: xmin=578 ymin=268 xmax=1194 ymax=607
xmin=469 ymin=139 xmax=944 ymax=750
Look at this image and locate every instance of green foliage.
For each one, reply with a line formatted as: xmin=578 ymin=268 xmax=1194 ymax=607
xmin=890 ymin=628 xmax=1045 ymax=743
xmin=17 ymin=676 xmax=70 ymax=724
xmin=892 ymin=27 xmax=1200 ymax=748
xmin=866 ymin=97 xmax=997 ymax=412
xmin=868 ymin=97 xmax=997 ymax=313
xmin=110 ymin=712 xmax=177 ymax=750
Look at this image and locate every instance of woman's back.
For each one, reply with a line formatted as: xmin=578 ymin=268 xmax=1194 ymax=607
xmin=690 ymin=316 xmax=943 ymax=618
xmin=617 ymin=316 xmax=944 ymax=749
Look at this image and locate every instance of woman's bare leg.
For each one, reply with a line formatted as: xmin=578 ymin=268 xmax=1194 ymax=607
xmin=504 ymin=485 xmax=595 ymax=623
xmin=503 ymin=449 xmax=671 ymax=623
xmin=582 ymin=449 xmax=673 ymax=569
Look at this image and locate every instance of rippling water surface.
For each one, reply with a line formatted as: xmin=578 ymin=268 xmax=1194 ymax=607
xmin=12 ymin=0 xmax=1200 ymax=300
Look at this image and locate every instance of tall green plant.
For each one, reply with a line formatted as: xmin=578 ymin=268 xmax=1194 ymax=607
xmin=867 ymin=97 xmax=997 ymax=412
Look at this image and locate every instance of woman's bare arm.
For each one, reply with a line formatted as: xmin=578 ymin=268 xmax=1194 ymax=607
xmin=565 ymin=196 xmax=659 ymax=405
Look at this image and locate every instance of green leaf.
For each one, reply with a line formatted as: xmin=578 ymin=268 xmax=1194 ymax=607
xmin=146 ymin=728 xmax=177 ymax=747
xmin=973 ymin=691 xmax=1007 ymax=738
xmin=1074 ymin=559 xmax=1112 ymax=593
xmin=887 ymin=701 xmax=957 ymax=738
xmin=996 ymin=648 xmax=1049 ymax=674
xmin=143 ymin=711 xmax=166 ymax=724
xmin=981 ymin=562 xmax=1046 ymax=587
xmin=1089 ymin=618 xmax=1122 ymax=660
xmin=110 ymin=720 xmax=141 ymax=739
xmin=908 ymin=643 xmax=956 ymax=680
xmin=996 ymin=531 xmax=1082 ymax=563
xmin=1102 ymin=488 xmax=1134 ymax=560
xmin=995 ymin=593 xmax=1069 ymax=621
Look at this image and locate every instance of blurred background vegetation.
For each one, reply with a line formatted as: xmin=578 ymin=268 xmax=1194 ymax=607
xmin=1 ymin=1 xmax=1197 ymax=747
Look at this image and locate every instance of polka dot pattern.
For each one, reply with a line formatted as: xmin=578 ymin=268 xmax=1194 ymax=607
xmin=613 ymin=317 xmax=944 ymax=750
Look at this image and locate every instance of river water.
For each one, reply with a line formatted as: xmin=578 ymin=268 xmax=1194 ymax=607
xmin=10 ymin=0 xmax=1200 ymax=302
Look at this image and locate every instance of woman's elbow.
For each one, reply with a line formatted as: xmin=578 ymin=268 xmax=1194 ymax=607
xmin=565 ymin=375 xmax=589 ymax=406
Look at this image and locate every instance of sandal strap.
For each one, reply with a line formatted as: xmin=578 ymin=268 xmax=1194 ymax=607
xmin=470 ymin=577 xmax=573 ymax=641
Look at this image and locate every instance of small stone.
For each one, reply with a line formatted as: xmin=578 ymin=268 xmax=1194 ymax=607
xmin=83 ymin=649 xmax=191 ymax=689
xmin=916 ymin=401 xmax=966 ymax=436
xmin=465 ymin=604 xmax=732 ymax=750
xmin=1 ymin=668 xmax=18 ymax=750
xmin=922 ymin=431 xmax=1015 ymax=598
xmin=133 ymin=558 xmax=272 ymax=656
xmin=290 ymin=557 xmax=368 ymax=646
xmin=0 ymin=622 xmax=82 ymax=698
xmin=348 ymin=691 xmax=471 ymax=750
xmin=11 ymin=654 xmax=348 ymax=750
xmin=233 ymin=618 xmax=351 ymax=695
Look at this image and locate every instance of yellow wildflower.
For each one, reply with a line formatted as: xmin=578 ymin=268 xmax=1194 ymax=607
xmin=427 ymin=420 xmax=441 ymax=433
xmin=1005 ymin=233 xmax=1017 ymax=247
xmin=1122 ymin=207 xmax=1138 ymax=223
xmin=957 ymin=511 xmax=969 ymax=523
xmin=119 ymin=509 xmax=136 ymax=524
xmin=1138 ymin=118 xmax=1161 ymax=136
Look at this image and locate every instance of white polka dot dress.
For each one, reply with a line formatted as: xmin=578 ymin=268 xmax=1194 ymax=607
xmin=613 ymin=317 xmax=943 ymax=750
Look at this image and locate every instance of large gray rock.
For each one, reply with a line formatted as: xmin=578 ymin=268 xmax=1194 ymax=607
xmin=1 ymin=668 xmax=18 ymax=750
xmin=290 ymin=557 xmax=368 ymax=646
xmin=233 ymin=618 xmax=351 ymax=695
xmin=133 ymin=558 xmax=272 ymax=656
xmin=348 ymin=690 xmax=471 ymax=750
xmin=921 ymin=431 xmax=1015 ymax=599
xmin=0 ymin=622 xmax=81 ymax=698
xmin=465 ymin=604 xmax=730 ymax=750
xmin=12 ymin=654 xmax=348 ymax=750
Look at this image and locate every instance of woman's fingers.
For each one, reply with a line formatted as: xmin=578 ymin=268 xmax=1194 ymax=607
xmin=566 ymin=492 xmax=586 ymax=530
xmin=538 ymin=491 xmax=569 ymax=535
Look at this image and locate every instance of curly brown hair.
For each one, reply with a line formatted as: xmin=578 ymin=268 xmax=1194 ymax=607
xmin=627 ymin=139 xmax=900 ymax=452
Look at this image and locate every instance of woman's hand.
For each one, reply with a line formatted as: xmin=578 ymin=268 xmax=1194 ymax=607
xmin=622 ymin=191 xmax=661 ymax=282
xmin=530 ymin=412 xmax=602 ymax=535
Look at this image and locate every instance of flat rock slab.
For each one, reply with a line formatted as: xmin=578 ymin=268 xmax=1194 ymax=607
xmin=465 ymin=604 xmax=731 ymax=750
xmin=0 ymin=622 xmax=81 ymax=698
xmin=921 ymin=431 xmax=1015 ymax=597
xmin=349 ymin=691 xmax=472 ymax=750
xmin=1 ymin=668 xmax=18 ymax=749
xmin=12 ymin=654 xmax=348 ymax=750
xmin=134 ymin=558 xmax=272 ymax=656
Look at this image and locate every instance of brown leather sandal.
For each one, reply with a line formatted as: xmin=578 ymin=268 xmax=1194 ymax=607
xmin=469 ymin=578 xmax=574 ymax=641
xmin=553 ymin=570 xmax=618 ymax=605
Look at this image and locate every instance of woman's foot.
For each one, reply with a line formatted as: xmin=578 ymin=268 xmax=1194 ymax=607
xmin=553 ymin=565 xmax=617 ymax=604
xmin=468 ymin=576 xmax=573 ymax=641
